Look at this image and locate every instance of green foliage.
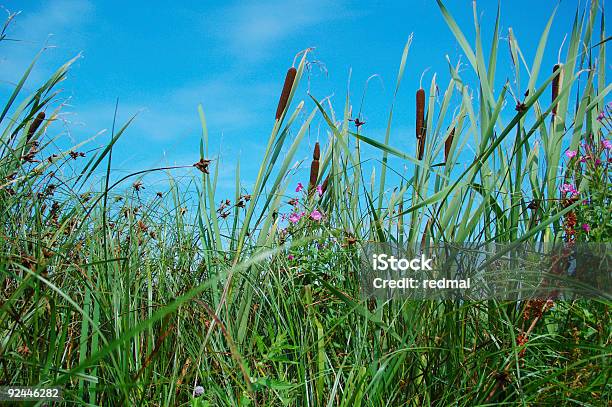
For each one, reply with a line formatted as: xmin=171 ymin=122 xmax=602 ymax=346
xmin=0 ymin=2 xmax=610 ymax=406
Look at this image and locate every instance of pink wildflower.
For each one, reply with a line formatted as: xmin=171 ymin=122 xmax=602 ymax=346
xmin=295 ymin=182 xmax=304 ymax=192
xmin=316 ymin=185 xmax=323 ymax=196
xmin=560 ymin=183 xmax=578 ymax=195
xmin=582 ymin=223 xmax=591 ymax=233
xmin=565 ymin=150 xmax=577 ymax=159
xmin=309 ymin=210 xmax=322 ymax=221
xmin=288 ymin=254 xmax=295 ymax=260
xmin=602 ymin=139 xmax=612 ymax=150
xmin=289 ymin=212 xmax=303 ymax=224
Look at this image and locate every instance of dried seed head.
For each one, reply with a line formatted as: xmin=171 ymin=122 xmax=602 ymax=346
xmin=416 ymin=89 xmax=426 ymax=140
xmin=309 ymin=142 xmax=320 ymax=194
xmin=275 ymin=67 xmax=297 ymax=120
xmin=321 ymin=174 xmax=329 ymax=194
xmin=416 ymin=89 xmax=426 ymax=160
xmin=26 ymin=111 xmax=45 ymax=142
xmin=417 ymin=138 xmax=425 ymax=160
xmin=551 ymin=64 xmax=561 ymax=115
xmin=444 ymin=127 xmax=455 ymax=163
xmin=194 ymin=158 xmax=211 ymax=174
xmin=69 ymin=151 xmax=85 ymax=160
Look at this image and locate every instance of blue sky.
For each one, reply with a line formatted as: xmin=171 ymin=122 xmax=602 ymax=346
xmin=0 ymin=0 xmax=598 ymax=196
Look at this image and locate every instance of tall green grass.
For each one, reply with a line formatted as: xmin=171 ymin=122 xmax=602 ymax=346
xmin=0 ymin=1 xmax=610 ymax=405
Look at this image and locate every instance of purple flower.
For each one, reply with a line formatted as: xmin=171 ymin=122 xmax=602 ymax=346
xmin=193 ymin=386 xmax=204 ymax=397
xmin=288 ymin=254 xmax=295 ymax=260
xmin=580 ymin=155 xmax=588 ymax=163
xmin=316 ymin=185 xmax=323 ymax=196
xmin=309 ymin=210 xmax=322 ymax=221
xmin=582 ymin=223 xmax=591 ymax=233
xmin=602 ymin=139 xmax=612 ymax=150
xmin=295 ymin=182 xmax=304 ymax=193
xmin=597 ymin=111 xmax=605 ymax=121
xmin=565 ymin=150 xmax=577 ymax=159
xmin=595 ymin=158 xmax=602 ymax=167
xmin=560 ymin=183 xmax=578 ymax=195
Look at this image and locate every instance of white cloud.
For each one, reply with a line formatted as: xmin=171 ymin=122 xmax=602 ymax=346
xmin=211 ymin=0 xmax=352 ymax=60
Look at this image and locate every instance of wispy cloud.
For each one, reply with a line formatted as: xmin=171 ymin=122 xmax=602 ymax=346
xmin=211 ymin=0 xmax=353 ymax=61
xmin=0 ymin=0 xmax=92 ymax=87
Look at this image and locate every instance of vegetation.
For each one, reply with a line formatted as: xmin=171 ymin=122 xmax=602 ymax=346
xmin=0 ymin=1 xmax=610 ymax=405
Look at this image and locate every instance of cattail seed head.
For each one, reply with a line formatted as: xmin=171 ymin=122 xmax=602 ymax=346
xmin=275 ymin=67 xmax=297 ymax=120
xmin=313 ymin=142 xmax=320 ymax=160
xmin=27 ymin=111 xmax=45 ymax=142
xmin=416 ymin=89 xmax=426 ymax=160
xmin=551 ymin=64 xmax=561 ymax=116
xmin=309 ymin=142 xmax=320 ymax=194
xmin=321 ymin=174 xmax=329 ymax=194
xmin=417 ymin=138 xmax=425 ymax=160
xmin=444 ymin=127 xmax=455 ymax=163
xmin=420 ymin=217 xmax=433 ymax=251
xmin=416 ymin=89 xmax=426 ymax=139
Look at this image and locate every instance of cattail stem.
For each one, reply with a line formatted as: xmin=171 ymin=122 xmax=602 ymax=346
xmin=551 ymin=64 xmax=561 ymax=116
xmin=309 ymin=142 xmax=320 ymax=195
xmin=416 ymin=89 xmax=426 ymax=160
xmin=275 ymin=67 xmax=297 ymax=120
xmin=444 ymin=127 xmax=455 ymax=163
xmin=26 ymin=111 xmax=45 ymax=142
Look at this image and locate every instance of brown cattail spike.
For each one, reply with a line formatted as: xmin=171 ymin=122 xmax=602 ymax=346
xmin=321 ymin=174 xmax=329 ymax=194
xmin=313 ymin=142 xmax=320 ymax=160
xmin=551 ymin=64 xmax=560 ymax=116
xmin=416 ymin=89 xmax=426 ymax=139
xmin=275 ymin=67 xmax=297 ymax=120
xmin=309 ymin=142 xmax=320 ymax=194
xmin=416 ymin=89 xmax=426 ymax=160
xmin=27 ymin=111 xmax=45 ymax=142
xmin=444 ymin=127 xmax=455 ymax=163
xmin=417 ymin=138 xmax=425 ymax=160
